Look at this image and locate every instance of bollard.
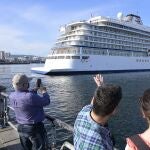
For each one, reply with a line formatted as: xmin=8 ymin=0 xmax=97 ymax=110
xmin=0 ymin=85 xmax=7 ymax=128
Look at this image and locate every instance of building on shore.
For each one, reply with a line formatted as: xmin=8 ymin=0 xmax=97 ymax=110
xmin=0 ymin=51 xmax=46 ymax=64
xmin=0 ymin=51 xmax=5 ymax=60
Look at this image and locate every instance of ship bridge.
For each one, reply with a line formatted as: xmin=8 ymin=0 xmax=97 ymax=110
xmin=125 ymin=14 xmax=143 ymax=25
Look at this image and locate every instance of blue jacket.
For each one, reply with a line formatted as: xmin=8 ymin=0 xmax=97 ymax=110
xmin=9 ymin=90 xmax=50 ymax=124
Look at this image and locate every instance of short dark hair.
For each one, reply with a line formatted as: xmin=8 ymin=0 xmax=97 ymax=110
xmin=93 ymin=84 xmax=122 ymax=116
xmin=140 ymin=89 xmax=150 ymax=121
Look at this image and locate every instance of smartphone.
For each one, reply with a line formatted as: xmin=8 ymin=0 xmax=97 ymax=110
xmin=36 ymin=79 xmax=42 ymax=88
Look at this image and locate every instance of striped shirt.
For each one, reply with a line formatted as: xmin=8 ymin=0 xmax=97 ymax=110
xmin=74 ymin=104 xmax=113 ymax=150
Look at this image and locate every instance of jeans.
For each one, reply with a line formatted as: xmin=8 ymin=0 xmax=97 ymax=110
xmin=17 ymin=122 xmax=49 ymax=150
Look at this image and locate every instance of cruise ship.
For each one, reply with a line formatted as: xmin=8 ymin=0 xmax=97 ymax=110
xmin=31 ymin=13 xmax=150 ymax=75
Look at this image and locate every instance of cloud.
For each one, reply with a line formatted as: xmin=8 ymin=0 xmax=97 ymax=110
xmin=0 ymin=25 xmax=51 ymax=56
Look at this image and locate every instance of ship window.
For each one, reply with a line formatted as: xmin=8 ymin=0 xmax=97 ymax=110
xmin=85 ymin=36 xmax=88 ymax=40
xmin=66 ymin=56 xmax=71 ymax=59
xmin=49 ymin=56 xmax=57 ymax=59
xmin=72 ymin=56 xmax=80 ymax=59
xmin=57 ymin=56 xmax=65 ymax=59
xmin=82 ymin=56 xmax=89 ymax=59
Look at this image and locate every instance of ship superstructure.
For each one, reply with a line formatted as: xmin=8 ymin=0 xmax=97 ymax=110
xmin=31 ymin=13 xmax=150 ymax=75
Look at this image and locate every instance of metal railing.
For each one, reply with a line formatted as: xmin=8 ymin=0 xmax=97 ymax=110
xmin=0 ymin=91 xmax=74 ymax=150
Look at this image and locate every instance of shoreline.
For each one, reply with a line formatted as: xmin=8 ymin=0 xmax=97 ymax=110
xmin=0 ymin=62 xmax=44 ymax=65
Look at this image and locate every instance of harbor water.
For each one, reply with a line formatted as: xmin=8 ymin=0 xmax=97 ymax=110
xmin=0 ymin=64 xmax=149 ymax=150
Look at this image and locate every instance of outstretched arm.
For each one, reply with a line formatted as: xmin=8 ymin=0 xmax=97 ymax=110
xmin=31 ymin=91 xmax=50 ymax=106
xmin=91 ymin=74 xmax=104 ymax=105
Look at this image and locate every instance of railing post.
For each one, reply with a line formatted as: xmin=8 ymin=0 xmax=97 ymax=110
xmin=3 ymin=95 xmax=8 ymax=127
xmin=0 ymin=85 xmax=7 ymax=128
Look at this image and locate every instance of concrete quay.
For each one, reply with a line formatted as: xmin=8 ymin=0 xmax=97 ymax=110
xmin=0 ymin=126 xmax=22 ymax=150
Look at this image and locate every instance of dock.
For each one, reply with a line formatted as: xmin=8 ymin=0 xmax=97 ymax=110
xmin=0 ymin=126 xmax=22 ymax=150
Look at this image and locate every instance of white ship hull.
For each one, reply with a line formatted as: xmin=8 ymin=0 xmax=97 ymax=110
xmin=31 ymin=55 xmax=150 ymax=75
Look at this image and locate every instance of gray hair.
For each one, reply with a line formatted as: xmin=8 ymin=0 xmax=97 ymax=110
xmin=12 ymin=73 xmax=31 ymax=91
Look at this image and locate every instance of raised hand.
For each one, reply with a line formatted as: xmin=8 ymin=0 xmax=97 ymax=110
xmin=40 ymin=87 xmax=47 ymax=94
xmin=93 ymin=74 xmax=104 ymax=87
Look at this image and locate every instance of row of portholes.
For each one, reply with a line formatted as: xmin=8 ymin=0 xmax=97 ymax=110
xmin=136 ymin=59 xmax=150 ymax=62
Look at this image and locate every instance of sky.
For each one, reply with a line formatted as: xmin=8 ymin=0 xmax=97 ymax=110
xmin=0 ymin=0 xmax=150 ymax=56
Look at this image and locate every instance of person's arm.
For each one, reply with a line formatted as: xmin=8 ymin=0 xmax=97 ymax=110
xmin=91 ymin=74 xmax=104 ymax=104
xmin=30 ymin=88 xmax=50 ymax=106
xmin=9 ymin=93 xmax=14 ymax=108
xmin=90 ymin=97 xmax=95 ymax=105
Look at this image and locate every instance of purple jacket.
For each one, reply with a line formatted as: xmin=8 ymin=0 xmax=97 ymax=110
xmin=9 ymin=90 xmax=50 ymax=124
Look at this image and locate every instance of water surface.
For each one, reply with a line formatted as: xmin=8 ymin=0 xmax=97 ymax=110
xmin=0 ymin=64 xmax=149 ymax=149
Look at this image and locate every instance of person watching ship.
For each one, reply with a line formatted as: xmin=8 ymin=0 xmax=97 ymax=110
xmin=9 ymin=74 xmax=50 ymax=150
xmin=74 ymin=74 xmax=122 ymax=150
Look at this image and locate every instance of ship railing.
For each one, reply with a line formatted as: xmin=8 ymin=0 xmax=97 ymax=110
xmin=0 ymin=90 xmax=74 ymax=150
